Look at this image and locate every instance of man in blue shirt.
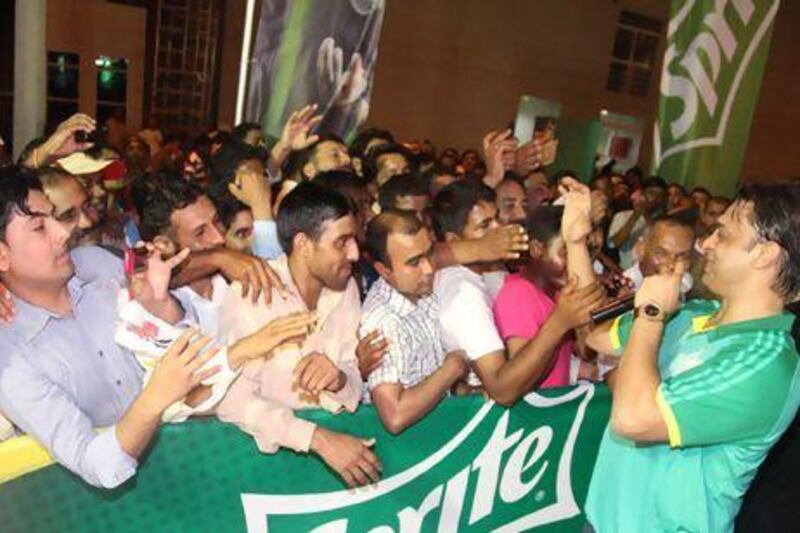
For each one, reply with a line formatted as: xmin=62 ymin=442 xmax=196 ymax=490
xmin=0 ymin=167 xmax=282 ymax=488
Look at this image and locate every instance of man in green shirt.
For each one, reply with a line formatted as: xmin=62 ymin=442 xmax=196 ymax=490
xmin=585 ymin=183 xmax=800 ymax=532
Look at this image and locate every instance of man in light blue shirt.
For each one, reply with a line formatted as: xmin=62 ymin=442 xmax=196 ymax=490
xmin=0 ymin=168 xmax=217 ymax=488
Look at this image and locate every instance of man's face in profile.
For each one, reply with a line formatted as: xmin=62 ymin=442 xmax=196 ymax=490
xmin=0 ymin=190 xmax=74 ymax=288
xmin=312 ymin=141 xmax=353 ymax=177
xmin=306 ymin=214 xmax=360 ymax=291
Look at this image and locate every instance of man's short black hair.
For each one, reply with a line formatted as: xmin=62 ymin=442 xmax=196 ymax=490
xmin=738 ymin=182 xmax=800 ymax=302
xmin=283 ymin=133 xmax=346 ymax=181
xmin=526 ymin=205 xmax=563 ymax=245
xmin=207 ymin=179 xmax=248 ymax=229
xmin=231 ymin=122 xmax=262 ymax=143
xmin=378 ymin=173 xmax=429 ymax=211
xmin=209 ymin=141 xmax=261 ymax=184
xmin=132 ymin=172 xmax=204 ymax=240
xmin=366 ymin=209 xmax=424 ymax=267
xmin=350 ymin=128 xmax=395 ymax=160
xmin=643 ymin=176 xmax=668 ymax=190
xmin=552 ymin=169 xmax=579 ymax=183
xmin=430 ymin=180 xmax=496 ymax=241
xmin=668 ymin=182 xmax=688 ymax=195
xmin=277 ymin=181 xmax=353 ymax=254
xmin=364 ymin=143 xmax=414 ymax=183
xmin=0 ymin=166 xmax=42 ymax=241
xmin=651 ymin=212 xmax=697 ymax=235
xmin=691 ymin=186 xmax=711 ymax=197
xmin=314 ymin=170 xmax=369 ymax=211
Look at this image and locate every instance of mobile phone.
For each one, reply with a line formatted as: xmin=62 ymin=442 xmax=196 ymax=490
xmin=74 ymin=125 xmax=108 ymax=144
xmin=123 ymin=217 xmax=148 ymax=274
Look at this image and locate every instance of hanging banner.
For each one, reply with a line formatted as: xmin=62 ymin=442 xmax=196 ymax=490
xmin=0 ymin=385 xmax=610 ymax=532
xmin=244 ymin=0 xmax=385 ymax=142
xmin=653 ymin=0 xmax=780 ymax=197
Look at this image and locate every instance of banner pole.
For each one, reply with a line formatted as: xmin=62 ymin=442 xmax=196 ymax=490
xmin=235 ymin=0 xmax=257 ymax=126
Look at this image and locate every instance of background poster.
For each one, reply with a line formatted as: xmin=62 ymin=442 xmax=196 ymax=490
xmin=245 ymin=0 xmax=385 ymax=142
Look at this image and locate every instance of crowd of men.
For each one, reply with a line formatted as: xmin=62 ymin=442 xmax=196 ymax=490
xmin=0 ymin=108 xmax=799 ymax=532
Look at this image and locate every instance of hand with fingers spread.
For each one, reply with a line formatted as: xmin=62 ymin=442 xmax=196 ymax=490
xmin=294 ymin=351 xmax=346 ymax=394
xmin=24 ymin=113 xmax=97 ymax=168
xmin=0 ymin=282 xmax=16 ymax=325
xmin=477 ymin=224 xmax=530 ymax=261
xmin=356 ymin=330 xmax=390 ymax=380
xmin=559 ymin=177 xmax=593 ymax=244
xmin=551 ymin=277 xmax=606 ymax=330
xmin=229 ymin=311 xmax=318 ymax=368
xmin=215 ymin=248 xmax=286 ymax=304
xmin=143 ymin=328 xmax=222 ymax=410
xmin=310 ymin=427 xmax=382 ymax=488
xmin=228 ymin=168 xmax=273 ymax=220
xmin=282 ymin=104 xmax=323 ymax=151
xmin=270 ymin=104 xmax=324 ymax=173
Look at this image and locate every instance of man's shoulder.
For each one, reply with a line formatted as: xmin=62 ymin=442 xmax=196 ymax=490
xmin=435 ymin=266 xmax=486 ymax=294
xmin=362 ymin=278 xmax=392 ymax=312
xmin=0 ymin=334 xmax=21 ymax=368
xmin=71 ymin=245 xmax=124 ymax=282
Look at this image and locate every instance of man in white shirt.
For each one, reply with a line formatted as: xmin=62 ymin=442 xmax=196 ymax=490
xmin=608 ymin=176 xmax=668 ymax=269
xmin=430 ymin=180 xmax=605 ymax=404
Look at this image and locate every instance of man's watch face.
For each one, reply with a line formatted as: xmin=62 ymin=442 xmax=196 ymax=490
xmin=644 ymin=304 xmax=661 ymax=317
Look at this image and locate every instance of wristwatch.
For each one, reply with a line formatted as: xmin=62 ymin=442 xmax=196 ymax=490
xmin=634 ymin=303 xmax=667 ymax=322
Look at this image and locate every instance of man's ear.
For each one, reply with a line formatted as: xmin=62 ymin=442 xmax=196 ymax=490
xmin=374 ymin=260 xmax=392 ymax=280
xmin=152 ymin=235 xmax=177 ymax=257
xmin=303 ymin=162 xmax=317 ymax=181
xmin=293 ymin=232 xmax=313 ymax=258
xmin=353 ymin=158 xmax=364 ymax=177
xmin=633 ymin=237 xmax=646 ymax=263
xmin=753 ymin=240 xmax=784 ymax=272
xmin=529 ymin=239 xmax=544 ymax=260
xmin=0 ymin=241 xmax=10 ymax=273
xmin=443 ymin=231 xmax=461 ymax=245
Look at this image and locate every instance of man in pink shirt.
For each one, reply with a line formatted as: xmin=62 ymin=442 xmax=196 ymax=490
xmin=493 ymin=179 xmax=604 ymax=389
xmin=216 ymin=182 xmax=381 ymax=488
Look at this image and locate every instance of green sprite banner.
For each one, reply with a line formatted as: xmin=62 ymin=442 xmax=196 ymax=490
xmin=653 ymin=0 xmax=780 ymax=197
xmin=0 ymin=385 xmax=610 ymax=532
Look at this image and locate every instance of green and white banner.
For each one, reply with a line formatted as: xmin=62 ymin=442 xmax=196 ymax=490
xmin=653 ymin=0 xmax=780 ymax=197
xmin=0 ymin=385 xmax=610 ymax=532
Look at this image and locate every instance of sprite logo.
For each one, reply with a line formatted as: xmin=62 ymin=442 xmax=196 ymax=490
xmin=240 ymin=385 xmax=595 ymax=532
xmin=654 ymin=0 xmax=780 ymax=167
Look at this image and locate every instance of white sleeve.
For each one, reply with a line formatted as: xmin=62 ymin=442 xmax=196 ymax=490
xmin=439 ymin=280 xmax=504 ymax=361
xmin=607 ymin=211 xmax=631 ymax=249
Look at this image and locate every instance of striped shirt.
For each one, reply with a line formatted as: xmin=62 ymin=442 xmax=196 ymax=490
xmin=360 ymin=278 xmax=446 ymax=394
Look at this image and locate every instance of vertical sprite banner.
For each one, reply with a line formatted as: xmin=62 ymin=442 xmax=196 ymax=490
xmin=245 ymin=0 xmax=385 ymax=142
xmin=653 ymin=0 xmax=780 ymax=197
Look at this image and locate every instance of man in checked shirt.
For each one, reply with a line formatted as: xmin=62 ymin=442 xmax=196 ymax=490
xmin=359 ymin=210 xmax=469 ymax=434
